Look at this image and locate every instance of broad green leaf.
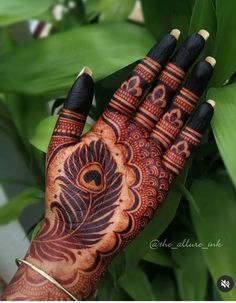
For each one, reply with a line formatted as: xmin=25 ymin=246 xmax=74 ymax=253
xmin=188 ymin=0 xmax=217 ymax=59
xmin=0 ymin=187 xmax=44 ymax=225
xmin=118 ymin=266 xmax=155 ymax=300
xmin=96 ymin=271 xmax=129 ymax=300
xmin=97 ymin=0 xmax=136 ymax=21
xmin=191 ymin=178 xmax=236 ymax=300
xmin=0 ymin=23 xmax=154 ymax=96
xmin=30 ymin=115 xmax=58 ymax=153
xmin=171 ymin=231 xmax=207 ymax=300
xmin=207 ymin=84 xmax=236 ymax=187
xmin=0 ymin=0 xmax=56 ymax=27
xmin=3 ymin=94 xmax=48 ymax=143
xmin=82 ymin=122 xmax=93 ymax=135
xmin=108 ymin=251 xmax=126 ymax=282
xmin=142 ymin=248 xmax=176 ymax=268
xmin=211 ymin=0 xmax=236 ymax=85
xmin=124 ymin=164 xmax=189 ymax=269
xmin=30 ymin=114 xmax=92 ymax=153
xmin=31 ymin=219 xmax=44 ymax=241
xmin=141 ymin=0 xmax=194 ymax=41
xmin=151 ymin=270 xmax=177 ymax=300
xmin=0 ymin=178 xmax=33 ymax=186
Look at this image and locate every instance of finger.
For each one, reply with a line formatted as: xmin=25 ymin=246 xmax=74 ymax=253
xmin=134 ymin=30 xmax=209 ymax=131
xmin=151 ymin=56 xmax=215 ymax=151
xmin=47 ymin=67 xmax=94 ymax=165
xmin=107 ymin=29 xmax=180 ymax=117
xmin=162 ymin=100 xmax=215 ymax=179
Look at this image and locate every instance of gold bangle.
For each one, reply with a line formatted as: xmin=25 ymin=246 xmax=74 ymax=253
xmin=15 ymin=258 xmax=78 ymax=301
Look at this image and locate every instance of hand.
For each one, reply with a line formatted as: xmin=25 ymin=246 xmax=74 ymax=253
xmin=2 ymin=29 xmax=215 ymax=300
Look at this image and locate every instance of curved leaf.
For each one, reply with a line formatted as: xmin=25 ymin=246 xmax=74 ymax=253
xmin=118 ymin=266 xmax=154 ymax=300
xmin=0 ymin=23 xmax=154 ymax=96
xmin=208 ymin=84 xmax=236 ymax=187
xmin=30 ymin=115 xmax=92 ymax=153
xmin=0 ymin=0 xmax=55 ymax=27
xmin=211 ymin=0 xmax=236 ymax=85
xmin=97 ymin=0 xmax=135 ymax=21
xmin=0 ymin=187 xmax=44 ymax=225
xmin=141 ymin=0 xmax=194 ymax=41
xmin=188 ymin=0 xmax=216 ymax=60
xmin=171 ymin=231 xmax=207 ymax=300
xmin=191 ymin=178 xmax=236 ymax=300
xmin=30 ymin=115 xmax=58 ymax=153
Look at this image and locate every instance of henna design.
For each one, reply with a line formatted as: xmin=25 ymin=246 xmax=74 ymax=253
xmin=32 ymin=140 xmax=122 ymax=263
xmin=134 ymin=63 xmax=185 ymax=131
xmin=1 ymin=32 xmax=214 ymax=301
xmin=109 ymin=56 xmax=161 ymax=116
xmin=47 ymin=108 xmax=86 ymax=166
xmin=163 ymin=126 xmax=201 ymax=175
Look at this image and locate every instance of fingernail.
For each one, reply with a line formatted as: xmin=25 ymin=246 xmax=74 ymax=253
xmin=170 ymin=29 xmax=181 ymax=40
xmin=198 ymin=29 xmax=210 ymax=41
xmin=205 ymin=56 xmax=216 ymax=67
xmin=207 ymin=99 xmax=216 ymax=108
xmin=77 ymin=66 xmax=93 ymax=78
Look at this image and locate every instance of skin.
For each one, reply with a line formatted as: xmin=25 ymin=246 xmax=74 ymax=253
xmin=1 ymin=30 xmax=215 ymax=301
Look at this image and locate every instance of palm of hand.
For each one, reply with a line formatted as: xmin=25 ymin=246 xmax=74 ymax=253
xmin=40 ymin=111 xmax=170 ymax=265
xmin=32 ymin=30 xmax=214 ymax=275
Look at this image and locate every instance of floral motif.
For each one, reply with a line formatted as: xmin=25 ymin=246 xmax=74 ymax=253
xmin=163 ymin=108 xmax=183 ymax=128
xmin=121 ymin=76 xmax=142 ymax=97
xmin=146 ymin=84 xmax=166 ymax=108
xmin=171 ymin=141 xmax=190 ymax=157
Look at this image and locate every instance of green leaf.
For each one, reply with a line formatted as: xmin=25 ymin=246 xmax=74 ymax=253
xmin=97 ymin=0 xmax=135 ymax=21
xmin=0 ymin=23 xmax=154 ymax=96
xmin=5 ymin=94 xmax=48 ymax=137
xmin=96 ymin=271 xmax=129 ymax=300
xmin=190 ymin=178 xmax=236 ymax=300
xmin=31 ymin=219 xmax=44 ymax=241
xmin=141 ymin=0 xmax=194 ymax=41
xmin=211 ymin=0 xmax=236 ymax=85
xmin=30 ymin=114 xmax=92 ymax=153
xmin=188 ymin=0 xmax=217 ymax=59
xmin=124 ymin=164 xmax=189 ymax=269
xmin=142 ymin=248 xmax=176 ymax=268
xmin=151 ymin=270 xmax=177 ymax=300
xmin=0 ymin=177 xmax=33 ymax=187
xmin=118 ymin=266 xmax=154 ymax=300
xmin=30 ymin=115 xmax=58 ymax=153
xmin=207 ymin=84 xmax=236 ymax=187
xmin=175 ymin=181 xmax=200 ymax=214
xmin=81 ymin=122 xmax=92 ymax=135
xmin=0 ymin=0 xmax=56 ymax=27
xmin=0 ymin=187 xmax=44 ymax=225
xmin=108 ymin=251 xmax=126 ymax=282
xmin=171 ymin=231 xmax=207 ymax=300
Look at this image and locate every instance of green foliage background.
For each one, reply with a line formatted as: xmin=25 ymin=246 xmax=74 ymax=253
xmin=0 ymin=0 xmax=236 ymax=300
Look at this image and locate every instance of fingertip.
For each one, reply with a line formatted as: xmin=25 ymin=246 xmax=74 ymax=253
xmin=77 ymin=66 xmax=93 ymax=78
xmin=170 ymin=29 xmax=181 ymax=40
xmin=170 ymin=32 xmax=206 ymax=71
xmin=147 ymin=33 xmax=177 ymax=66
xmin=207 ymin=99 xmax=216 ymax=108
xmin=198 ymin=29 xmax=210 ymax=41
xmin=205 ymin=56 xmax=216 ymax=67
xmin=184 ymin=60 xmax=213 ymax=95
xmin=64 ymin=67 xmax=94 ymax=115
xmin=188 ymin=101 xmax=214 ymax=132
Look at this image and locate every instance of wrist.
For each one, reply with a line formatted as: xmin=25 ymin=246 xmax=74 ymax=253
xmin=25 ymin=216 xmax=108 ymax=300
